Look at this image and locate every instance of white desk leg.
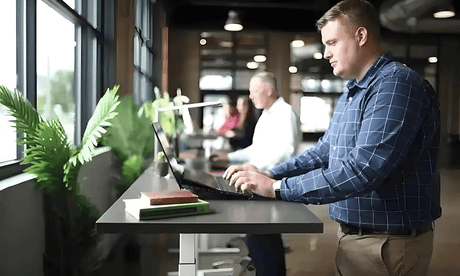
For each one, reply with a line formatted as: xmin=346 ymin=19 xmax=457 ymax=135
xmin=179 ymin=233 xmax=197 ymax=276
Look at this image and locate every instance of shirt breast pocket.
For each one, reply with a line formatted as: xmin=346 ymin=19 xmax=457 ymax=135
xmin=337 ymin=104 xmax=361 ymax=148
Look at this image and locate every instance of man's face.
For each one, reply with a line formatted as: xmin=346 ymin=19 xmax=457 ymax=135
xmin=321 ymin=17 xmax=360 ymax=79
xmin=249 ymin=78 xmax=269 ymax=109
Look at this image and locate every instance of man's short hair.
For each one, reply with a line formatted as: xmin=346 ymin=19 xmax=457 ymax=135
xmin=251 ymin=72 xmax=279 ymax=96
xmin=316 ymin=0 xmax=380 ymax=41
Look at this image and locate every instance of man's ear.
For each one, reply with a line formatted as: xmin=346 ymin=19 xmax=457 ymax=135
xmin=356 ymin=27 xmax=368 ymax=46
xmin=265 ymin=83 xmax=274 ymax=97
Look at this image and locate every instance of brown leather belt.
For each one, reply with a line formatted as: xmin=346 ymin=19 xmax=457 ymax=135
xmin=340 ymin=221 xmax=433 ymax=237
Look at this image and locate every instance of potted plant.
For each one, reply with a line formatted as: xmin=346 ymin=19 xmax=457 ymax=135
xmin=100 ymin=95 xmax=155 ymax=195
xmin=156 ymin=151 xmax=169 ymax=177
xmin=0 ymin=84 xmax=120 ymax=276
xmin=101 ymin=87 xmax=188 ymax=191
xmin=139 ymin=87 xmax=189 ymax=156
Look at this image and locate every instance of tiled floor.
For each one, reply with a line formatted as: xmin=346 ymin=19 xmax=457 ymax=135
xmin=97 ymin=142 xmax=460 ymax=275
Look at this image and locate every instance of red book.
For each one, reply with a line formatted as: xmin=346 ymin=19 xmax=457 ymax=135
xmin=140 ymin=190 xmax=198 ymax=205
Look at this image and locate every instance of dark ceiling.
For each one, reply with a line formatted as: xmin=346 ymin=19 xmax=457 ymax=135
xmin=162 ymin=0 xmax=387 ymax=32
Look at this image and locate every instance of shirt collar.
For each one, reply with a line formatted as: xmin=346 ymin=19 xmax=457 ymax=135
xmin=264 ymin=97 xmax=285 ymax=114
xmin=346 ymin=53 xmax=394 ymax=90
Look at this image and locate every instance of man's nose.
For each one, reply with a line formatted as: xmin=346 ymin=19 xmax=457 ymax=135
xmin=324 ymin=48 xmax=331 ymax=60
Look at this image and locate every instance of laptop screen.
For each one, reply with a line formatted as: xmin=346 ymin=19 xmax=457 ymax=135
xmin=151 ymin=122 xmax=221 ymax=190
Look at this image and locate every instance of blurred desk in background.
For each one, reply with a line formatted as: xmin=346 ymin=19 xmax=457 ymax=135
xmin=182 ymin=131 xmax=230 ymax=158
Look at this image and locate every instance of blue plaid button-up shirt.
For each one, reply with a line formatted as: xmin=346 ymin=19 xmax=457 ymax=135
xmin=269 ymin=53 xmax=441 ymax=231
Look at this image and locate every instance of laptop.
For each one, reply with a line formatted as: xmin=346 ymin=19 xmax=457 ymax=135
xmin=151 ymin=122 xmax=272 ymax=200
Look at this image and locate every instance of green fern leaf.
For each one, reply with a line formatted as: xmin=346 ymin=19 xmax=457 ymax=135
xmin=22 ymin=120 xmax=73 ymax=193
xmin=103 ymin=95 xmax=154 ymax=163
xmin=0 ymin=85 xmax=43 ymax=141
xmin=77 ymin=85 xmax=120 ymax=164
xmin=63 ymin=85 xmax=120 ymax=189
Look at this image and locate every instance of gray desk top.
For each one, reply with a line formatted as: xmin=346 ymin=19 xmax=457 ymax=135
xmin=96 ymin=164 xmax=323 ymax=235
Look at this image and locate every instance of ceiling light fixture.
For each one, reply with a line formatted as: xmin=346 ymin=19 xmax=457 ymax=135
xmin=428 ymin=57 xmax=438 ymax=63
xmin=433 ymin=2 xmax=456 ymax=18
xmin=254 ymin=55 xmax=267 ymax=62
xmin=289 ymin=66 xmax=298 ymax=74
xmin=313 ymin=53 xmax=323 ymax=60
xmin=247 ymin=61 xmax=258 ymax=69
xmin=224 ymin=10 xmax=243 ymax=32
xmin=291 ymin=39 xmax=305 ymax=48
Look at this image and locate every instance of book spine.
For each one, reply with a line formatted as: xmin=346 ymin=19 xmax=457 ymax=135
xmin=139 ymin=204 xmax=210 ymax=220
xmin=149 ymin=197 xmax=198 ymax=205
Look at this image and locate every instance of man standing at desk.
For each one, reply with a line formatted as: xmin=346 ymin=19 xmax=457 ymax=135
xmin=213 ymin=71 xmax=301 ymax=276
xmin=224 ymin=0 xmax=441 ymax=275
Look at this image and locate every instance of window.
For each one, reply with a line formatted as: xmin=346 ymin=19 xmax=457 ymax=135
xmin=0 ymin=1 xmax=17 ymax=163
xmin=300 ymin=96 xmax=333 ymax=133
xmin=134 ymin=0 xmax=155 ymax=104
xmin=37 ymin=1 xmax=76 ymax=142
xmin=0 ymin=0 xmax=113 ymax=180
xmin=202 ymin=94 xmax=229 ymax=133
xmin=62 ymin=0 xmax=75 ymax=9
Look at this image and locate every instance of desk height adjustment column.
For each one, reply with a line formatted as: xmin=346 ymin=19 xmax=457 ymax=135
xmin=179 ymin=234 xmax=197 ymax=276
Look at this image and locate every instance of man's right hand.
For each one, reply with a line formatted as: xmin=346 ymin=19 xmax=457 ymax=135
xmin=223 ymin=163 xmax=259 ymax=180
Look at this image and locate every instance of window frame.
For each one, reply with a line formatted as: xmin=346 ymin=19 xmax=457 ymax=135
xmin=0 ymin=0 xmax=114 ymax=181
xmin=134 ymin=0 xmax=155 ymax=104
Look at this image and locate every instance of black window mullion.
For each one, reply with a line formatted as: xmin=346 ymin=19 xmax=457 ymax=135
xmin=80 ymin=25 xmax=98 ymax=142
xmin=42 ymin=0 xmax=103 ymax=38
xmin=15 ymin=0 xmax=37 ymax=160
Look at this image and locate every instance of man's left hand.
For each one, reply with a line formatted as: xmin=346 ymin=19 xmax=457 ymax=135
xmin=229 ymin=170 xmax=276 ymax=198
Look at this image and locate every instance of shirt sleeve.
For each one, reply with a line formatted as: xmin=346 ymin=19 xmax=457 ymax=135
xmin=227 ymin=144 xmax=252 ymax=163
xmin=280 ymin=72 xmax=430 ymax=204
xmin=269 ymin=131 xmax=331 ymax=178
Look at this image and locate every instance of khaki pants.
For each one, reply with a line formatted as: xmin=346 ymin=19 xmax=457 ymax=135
xmin=336 ymin=227 xmax=434 ymax=276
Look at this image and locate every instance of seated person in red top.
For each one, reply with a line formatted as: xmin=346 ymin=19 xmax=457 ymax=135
xmin=214 ymin=98 xmax=240 ymax=136
xmin=228 ymin=95 xmax=257 ymax=150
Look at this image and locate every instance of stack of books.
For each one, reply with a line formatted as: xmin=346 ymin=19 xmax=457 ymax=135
xmin=124 ymin=190 xmax=210 ymax=220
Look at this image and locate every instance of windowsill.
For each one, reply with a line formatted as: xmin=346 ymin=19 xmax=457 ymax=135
xmin=0 ymin=146 xmax=112 ymax=192
xmin=0 ymin=173 xmax=36 ymax=192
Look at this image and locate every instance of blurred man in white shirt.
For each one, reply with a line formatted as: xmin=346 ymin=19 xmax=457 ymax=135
xmin=214 ymin=72 xmax=301 ymax=171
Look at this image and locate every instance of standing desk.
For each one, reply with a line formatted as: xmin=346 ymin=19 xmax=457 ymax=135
xmin=96 ymin=164 xmax=323 ymax=276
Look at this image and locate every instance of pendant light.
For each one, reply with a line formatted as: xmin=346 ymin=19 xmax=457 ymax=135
xmin=224 ymin=10 xmax=243 ymax=32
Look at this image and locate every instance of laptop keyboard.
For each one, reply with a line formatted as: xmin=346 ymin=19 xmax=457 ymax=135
xmin=214 ymin=176 xmax=238 ymax=193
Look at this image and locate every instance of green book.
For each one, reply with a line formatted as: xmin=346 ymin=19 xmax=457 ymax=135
xmin=124 ymin=198 xmax=210 ymax=220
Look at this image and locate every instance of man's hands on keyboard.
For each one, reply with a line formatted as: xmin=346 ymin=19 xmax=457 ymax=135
xmin=223 ymin=163 xmax=276 ymax=198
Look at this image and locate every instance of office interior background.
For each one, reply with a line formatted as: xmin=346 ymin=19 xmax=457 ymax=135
xmin=1 ymin=0 xmax=460 ymax=275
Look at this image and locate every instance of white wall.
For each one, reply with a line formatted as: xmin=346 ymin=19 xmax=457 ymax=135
xmin=0 ymin=174 xmax=45 ymax=276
